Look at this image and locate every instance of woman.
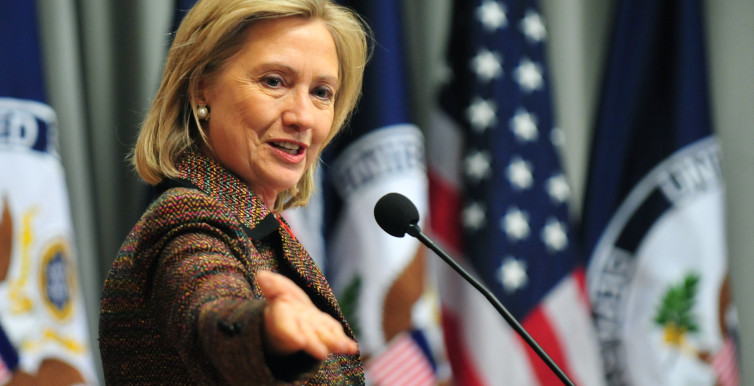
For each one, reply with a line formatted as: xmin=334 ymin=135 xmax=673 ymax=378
xmin=98 ymin=0 xmax=369 ymax=384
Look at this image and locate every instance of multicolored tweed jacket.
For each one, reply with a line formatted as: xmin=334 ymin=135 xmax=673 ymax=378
xmin=99 ymin=151 xmax=364 ymax=385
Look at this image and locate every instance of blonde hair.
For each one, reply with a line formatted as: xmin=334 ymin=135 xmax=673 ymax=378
xmin=132 ymin=0 xmax=369 ymax=211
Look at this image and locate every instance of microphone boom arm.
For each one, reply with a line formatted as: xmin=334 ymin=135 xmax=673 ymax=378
xmin=406 ymin=223 xmax=576 ymax=386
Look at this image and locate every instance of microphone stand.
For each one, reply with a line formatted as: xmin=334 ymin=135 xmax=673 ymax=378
xmin=407 ymin=223 xmax=576 ymax=386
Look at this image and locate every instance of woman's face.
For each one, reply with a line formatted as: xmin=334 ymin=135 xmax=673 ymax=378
xmin=199 ymin=17 xmax=339 ymax=209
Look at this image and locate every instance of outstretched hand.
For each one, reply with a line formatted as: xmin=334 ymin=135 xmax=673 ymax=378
xmin=256 ymin=270 xmax=358 ymax=361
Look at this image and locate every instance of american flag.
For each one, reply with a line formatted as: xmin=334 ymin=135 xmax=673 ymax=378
xmin=427 ymin=0 xmax=603 ymax=384
xmin=365 ymin=331 xmax=437 ymax=386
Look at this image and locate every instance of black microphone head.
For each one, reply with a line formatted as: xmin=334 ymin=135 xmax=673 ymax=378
xmin=374 ymin=192 xmax=420 ymax=237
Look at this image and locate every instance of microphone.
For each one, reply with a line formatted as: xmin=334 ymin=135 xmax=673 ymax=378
xmin=374 ymin=193 xmax=575 ymax=386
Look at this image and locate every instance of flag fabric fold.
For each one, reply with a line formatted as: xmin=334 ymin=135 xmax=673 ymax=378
xmin=581 ymin=0 xmax=740 ymax=384
xmin=427 ymin=0 xmax=603 ymax=384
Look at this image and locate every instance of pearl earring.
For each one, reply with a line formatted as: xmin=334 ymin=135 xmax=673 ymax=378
xmin=197 ymin=104 xmax=210 ymax=120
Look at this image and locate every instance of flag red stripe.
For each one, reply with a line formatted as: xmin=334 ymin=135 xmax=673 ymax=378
xmin=428 ymin=172 xmax=462 ymax=252
xmin=521 ymin=306 xmax=576 ymax=386
xmin=441 ymin=307 xmax=487 ymax=386
xmin=572 ymin=267 xmax=590 ymax=308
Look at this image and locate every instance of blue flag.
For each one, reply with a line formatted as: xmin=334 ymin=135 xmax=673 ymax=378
xmin=0 ymin=2 xmax=41 ymax=376
xmin=0 ymin=2 xmax=46 ymax=103
xmin=581 ymin=0 xmax=739 ymax=384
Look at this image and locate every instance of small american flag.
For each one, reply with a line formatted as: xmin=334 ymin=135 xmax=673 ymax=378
xmin=0 ymin=361 xmax=10 ymax=384
xmin=712 ymin=338 xmax=740 ymax=386
xmin=427 ymin=0 xmax=604 ymax=384
xmin=365 ymin=331 xmax=437 ymax=386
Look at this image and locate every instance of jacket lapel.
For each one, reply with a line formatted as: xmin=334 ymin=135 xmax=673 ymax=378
xmin=275 ymin=222 xmax=353 ymax=337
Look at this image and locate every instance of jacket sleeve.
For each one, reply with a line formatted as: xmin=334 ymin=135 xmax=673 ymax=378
xmin=149 ymin=220 xmax=320 ymax=384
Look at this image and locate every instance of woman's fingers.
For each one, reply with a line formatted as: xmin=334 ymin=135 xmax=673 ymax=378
xmin=263 ymin=295 xmax=355 ymax=359
xmin=257 ymin=271 xmax=358 ymax=359
xmin=317 ymin=316 xmax=358 ymax=353
xmin=296 ymin=318 xmax=330 ymax=359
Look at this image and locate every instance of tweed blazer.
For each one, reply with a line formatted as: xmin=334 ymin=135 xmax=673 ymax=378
xmin=99 ymin=151 xmax=364 ymax=385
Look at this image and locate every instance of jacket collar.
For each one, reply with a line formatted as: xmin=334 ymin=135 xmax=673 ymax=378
xmin=175 ymin=151 xmax=274 ymax=236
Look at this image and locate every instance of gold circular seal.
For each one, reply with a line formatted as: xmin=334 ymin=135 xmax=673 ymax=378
xmin=38 ymin=239 xmax=76 ymax=322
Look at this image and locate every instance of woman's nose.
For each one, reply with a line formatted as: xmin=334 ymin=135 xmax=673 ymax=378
xmin=281 ymin=88 xmax=314 ymax=130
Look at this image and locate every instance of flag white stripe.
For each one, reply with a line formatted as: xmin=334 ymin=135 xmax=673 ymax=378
xmin=544 ymin=275 xmax=604 ymax=386
xmin=439 ymin=260 xmax=538 ymax=385
xmin=427 ymin=110 xmax=464 ymax=186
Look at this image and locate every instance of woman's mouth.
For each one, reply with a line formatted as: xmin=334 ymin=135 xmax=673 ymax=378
xmin=270 ymin=141 xmax=304 ymax=155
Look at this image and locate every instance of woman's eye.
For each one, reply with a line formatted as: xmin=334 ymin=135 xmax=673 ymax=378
xmin=263 ymin=76 xmax=282 ymax=88
xmin=313 ymin=87 xmax=334 ymax=100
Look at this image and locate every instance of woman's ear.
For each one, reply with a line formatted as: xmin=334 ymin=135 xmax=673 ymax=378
xmin=193 ymin=78 xmax=208 ymax=107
